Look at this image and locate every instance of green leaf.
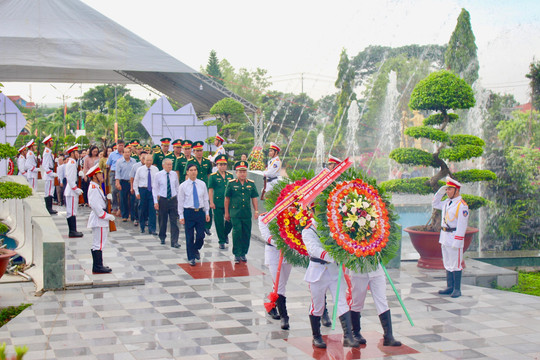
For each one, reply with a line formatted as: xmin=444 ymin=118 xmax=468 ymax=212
xmin=0 ymin=182 xmax=33 ymax=200
xmin=453 ymin=169 xmax=496 ymax=183
xmin=449 ymin=134 xmax=485 ymax=147
xmin=461 ymin=194 xmax=489 ymax=210
xmin=0 ymin=144 xmax=17 ymax=160
xmin=439 ymin=144 xmax=483 ymax=161
xmin=423 ymin=113 xmax=459 ymax=126
xmin=405 ymin=126 xmax=449 ymax=142
xmin=380 ymin=177 xmax=433 ymax=195
xmin=389 ymin=148 xmax=435 ymax=167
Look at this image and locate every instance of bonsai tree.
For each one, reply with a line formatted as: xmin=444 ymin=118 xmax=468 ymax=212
xmin=380 ymin=70 xmax=496 ymax=231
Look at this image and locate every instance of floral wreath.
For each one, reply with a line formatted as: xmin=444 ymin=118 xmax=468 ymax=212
xmin=265 ymin=170 xmax=314 ymax=268
xmin=316 ymin=168 xmax=400 ymax=273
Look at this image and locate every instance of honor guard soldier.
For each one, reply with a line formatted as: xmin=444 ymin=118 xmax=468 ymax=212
xmin=17 ymin=145 xmax=27 ymax=176
xmin=433 ymin=176 xmax=469 ymax=298
xmin=25 ymin=139 xmax=38 ymax=191
xmin=208 ymin=154 xmax=234 ymax=249
xmin=41 ymin=135 xmax=58 ymax=214
xmin=224 ymin=161 xmax=259 ymax=263
xmin=64 ymin=145 xmax=84 ymax=238
xmin=262 ymin=142 xmax=282 ymax=194
xmin=258 ymin=213 xmax=292 ymax=330
xmin=208 ymin=133 xmax=226 ymax=167
xmin=348 ymin=265 xmax=402 ymax=346
xmin=302 ymin=218 xmax=359 ymax=349
xmin=86 ymin=164 xmax=116 ymax=273
xmin=175 ymin=140 xmax=193 ymax=183
xmin=327 ymin=154 xmax=341 ymax=171
xmin=186 ymin=141 xmax=213 ymax=234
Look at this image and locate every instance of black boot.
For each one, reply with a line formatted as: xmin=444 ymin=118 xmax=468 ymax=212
xmin=339 ymin=311 xmax=360 ymax=347
xmin=321 ymin=303 xmax=332 ymax=327
xmin=309 ymin=315 xmax=326 ymax=348
xmin=267 ymin=307 xmax=280 ymax=320
xmin=67 ymin=216 xmax=83 ymax=238
xmin=45 ymin=196 xmax=57 ymax=215
xmin=91 ymin=250 xmax=112 ymax=273
xmin=451 ymin=270 xmax=462 ymax=298
xmin=439 ymin=270 xmax=454 ymax=295
xmin=379 ymin=310 xmax=401 ymax=346
xmin=350 ymin=311 xmax=367 ymax=344
xmin=276 ymin=294 xmax=289 ymax=330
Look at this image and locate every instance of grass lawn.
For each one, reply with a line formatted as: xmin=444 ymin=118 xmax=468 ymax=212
xmin=498 ymin=271 xmax=540 ymax=296
xmin=0 ymin=303 xmax=31 ymax=328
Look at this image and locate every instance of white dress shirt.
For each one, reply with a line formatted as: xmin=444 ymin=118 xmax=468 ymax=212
xmin=177 ymin=178 xmax=210 ymax=219
xmin=57 ymin=164 xmax=65 ymax=182
xmin=152 ymin=170 xmax=179 ymax=203
xmin=133 ymin=165 xmax=159 ymax=196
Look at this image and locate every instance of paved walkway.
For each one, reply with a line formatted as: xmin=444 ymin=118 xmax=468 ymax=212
xmin=1 ymin=205 xmax=540 ymax=359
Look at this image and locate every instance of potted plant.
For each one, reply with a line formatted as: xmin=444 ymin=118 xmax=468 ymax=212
xmin=380 ymin=70 xmax=496 ymax=269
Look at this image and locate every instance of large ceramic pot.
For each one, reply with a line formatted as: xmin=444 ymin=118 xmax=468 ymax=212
xmin=0 ymin=248 xmax=16 ymax=279
xmin=404 ymin=226 xmax=479 ymax=269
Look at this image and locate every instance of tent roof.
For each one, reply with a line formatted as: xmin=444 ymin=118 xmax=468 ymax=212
xmin=0 ymin=0 xmax=256 ymax=113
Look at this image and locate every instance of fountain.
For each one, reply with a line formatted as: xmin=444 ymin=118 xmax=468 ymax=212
xmin=315 ymin=133 xmax=325 ymax=172
xmin=346 ymin=100 xmax=360 ymax=165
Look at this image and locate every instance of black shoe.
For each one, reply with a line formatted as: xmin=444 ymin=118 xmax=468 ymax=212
xmin=150 ymin=232 xmax=158 ymax=235
xmin=225 ymin=238 xmax=229 ymax=244
xmin=241 ymin=256 xmax=247 ymax=262
xmin=439 ymin=270 xmax=454 ymax=295
xmin=276 ymin=295 xmax=289 ymax=330
xmin=309 ymin=315 xmax=326 ymax=348
xmin=160 ymin=239 xmax=165 ymax=245
xmin=141 ymin=228 xmax=145 ymax=233
xmin=451 ymin=270 xmax=462 ymax=298
xmin=379 ymin=310 xmax=402 ymax=346
xmin=234 ymin=256 xmax=241 ymax=264
xmin=205 ymin=229 xmax=212 ymax=236
xmin=189 ymin=259 xmax=196 ymax=266
xmin=321 ymin=307 xmax=332 ymax=327
xmin=339 ymin=311 xmax=360 ymax=347
xmin=267 ymin=307 xmax=280 ymax=320
xmin=350 ymin=311 xmax=367 ymax=344
xmin=172 ymin=244 xmax=180 ymax=248
xmin=91 ymin=250 xmax=112 ymax=274
xmin=219 ymin=243 xmax=225 ymax=250
xmin=195 ymin=251 xmax=200 ymax=260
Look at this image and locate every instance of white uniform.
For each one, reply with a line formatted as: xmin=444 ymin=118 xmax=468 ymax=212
xmin=64 ymin=157 xmax=81 ymax=217
xmin=87 ymin=181 xmax=110 ymax=251
xmin=208 ymin=145 xmax=225 ymax=163
xmin=348 ymin=265 xmax=389 ymax=315
xmin=263 ymin=156 xmax=282 ymax=193
xmin=41 ymin=147 xmax=56 ymax=197
xmin=302 ymin=221 xmax=349 ymax=317
xmin=25 ymin=150 xmax=38 ymax=190
xmin=432 ymin=187 xmax=469 ymax=271
xmin=258 ymin=214 xmax=292 ymax=295
xmin=17 ymin=155 xmax=26 ymax=176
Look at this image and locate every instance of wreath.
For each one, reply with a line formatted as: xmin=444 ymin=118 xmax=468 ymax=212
xmin=315 ymin=168 xmax=400 ymax=273
xmin=264 ymin=169 xmax=313 ymax=268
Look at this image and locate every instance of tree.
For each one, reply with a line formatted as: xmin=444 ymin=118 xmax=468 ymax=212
xmin=219 ymin=59 xmax=272 ymax=105
xmin=526 ymin=61 xmax=540 ymax=110
xmin=80 ymin=85 xmax=145 ymax=115
xmin=380 ymin=70 xmax=496 ymax=231
xmin=445 ymin=8 xmax=479 ymax=85
xmin=206 ymin=50 xmax=224 ymax=85
xmin=210 ymin=97 xmax=245 ymax=141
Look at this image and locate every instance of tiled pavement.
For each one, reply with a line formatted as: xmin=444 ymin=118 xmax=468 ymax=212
xmin=1 ymin=206 xmax=540 ymax=359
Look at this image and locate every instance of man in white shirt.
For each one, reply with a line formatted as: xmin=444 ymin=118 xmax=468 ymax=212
xmin=25 ymin=139 xmax=38 ymax=191
xmin=129 ymin=152 xmax=146 ymax=227
xmin=178 ymin=163 xmax=210 ymax=266
xmin=41 ymin=135 xmax=58 ymax=214
xmin=56 ymin=155 xmax=66 ymax=206
xmin=64 ymin=145 xmax=84 ymax=238
xmin=153 ymin=158 xmax=180 ymax=248
xmin=17 ymin=145 xmax=27 ymax=176
xmin=262 ymin=142 xmax=282 ymax=196
xmin=134 ymin=154 xmax=158 ymax=234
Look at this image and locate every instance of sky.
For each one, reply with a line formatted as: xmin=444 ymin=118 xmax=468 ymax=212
xmin=2 ymin=0 xmax=540 ymax=106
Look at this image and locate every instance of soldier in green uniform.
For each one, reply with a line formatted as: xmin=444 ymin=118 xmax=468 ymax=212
xmin=153 ymin=137 xmax=174 ymax=171
xmin=224 ymin=161 xmax=259 ymax=263
xmin=185 ymin=140 xmax=213 ymax=234
xmin=208 ymin=154 xmax=234 ymax=250
xmin=130 ymin=140 xmax=141 ymax=162
xmin=175 ymin=140 xmax=192 ymax=183
xmin=171 ymin=139 xmax=185 ymax=178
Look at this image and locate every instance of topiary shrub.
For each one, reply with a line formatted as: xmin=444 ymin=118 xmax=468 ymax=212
xmin=380 ymin=70 xmax=496 ymax=231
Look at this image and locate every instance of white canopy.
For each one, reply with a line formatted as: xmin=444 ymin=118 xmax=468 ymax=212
xmin=0 ymin=0 xmax=256 ymax=113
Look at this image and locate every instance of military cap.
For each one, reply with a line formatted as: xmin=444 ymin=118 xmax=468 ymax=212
xmin=234 ymin=161 xmax=248 ymax=170
xmin=215 ymin=154 xmax=228 ymax=164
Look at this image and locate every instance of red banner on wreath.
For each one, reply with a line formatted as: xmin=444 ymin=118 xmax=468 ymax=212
xmin=298 ymin=157 xmax=353 ymax=208
xmin=261 ymin=168 xmax=330 ymax=224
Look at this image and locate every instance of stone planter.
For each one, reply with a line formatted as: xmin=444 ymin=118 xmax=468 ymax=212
xmin=404 ymin=226 xmax=478 ymax=269
xmin=0 ymin=248 xmax=16 ymax=279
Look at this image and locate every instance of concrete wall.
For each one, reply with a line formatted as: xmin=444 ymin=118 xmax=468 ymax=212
xmin=0 ymin=175 xmax=65 ymax=292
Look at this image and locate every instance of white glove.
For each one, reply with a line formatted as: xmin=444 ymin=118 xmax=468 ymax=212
xmin=51 ymin=172 xmax=58 ymax=178
xmin=75 ymin=188 xmax=83 ymax=195
xmin=105 ymin=213 xmax=115 ymax=221
xmin=78 ymin=170 xmax=84 ymax=177
xmin=106 ymin=193 xmax=112 ymax=200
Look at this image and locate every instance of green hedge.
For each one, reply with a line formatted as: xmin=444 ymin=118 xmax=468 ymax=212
xmin=439 ymin=144 xmax=483 ymax=161
xmin=389 ymin=148 xmax=435 ymax=167
xmin=380 ymin=177 xmax=433 ymax=195
xmin=449 ymin=134 xmax=485 ymax=147
xmin=461 ymin=194 xmax=489 ymax=210
xmin=453 ymin=169 xmax=497 ymax=183
xmin=0 ymin=144 xmax=17 ymax=160
xmin=0 ymin=182 xmax=33 ymax=200
xmin=405 ymin=126 xmax=449 ymax=142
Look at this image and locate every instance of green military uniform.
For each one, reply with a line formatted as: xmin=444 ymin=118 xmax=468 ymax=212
xmin=131 ymin=153 xmax=140 ymax=162
xmin=225 ymin=161 xmax=259 ymax=259
xmin=153 ymin=137 xmax=174 ymax=171
xmin=208 ymin=154 xmax=234 ymax=246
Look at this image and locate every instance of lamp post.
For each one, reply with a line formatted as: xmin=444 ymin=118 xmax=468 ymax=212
xmin=51 ymin=83 xmax=75 ymax=137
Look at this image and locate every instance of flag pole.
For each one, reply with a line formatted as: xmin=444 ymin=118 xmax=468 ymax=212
xmin=381 ymin=263 xmax=414 ymax=326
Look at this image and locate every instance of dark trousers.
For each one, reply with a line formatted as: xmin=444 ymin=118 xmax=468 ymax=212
xmin=130 ymin=192 xmax=139 ymax=221
xmin=158 ymin=196 xmax=179 ymax=246
xmin=82 ymin=178 xmax=89 ymax=204
xmin=119 ymin=179 xmax=130 ymax=219
xmin=184 ymin=208 xmax=206 ymax=261
xmin=231 ymin=217 xmax=252 ymax=257
xmin=139 ymin=188 xmax=156 ymax=232
xmin=205 ymin=208 xmax=213 ymax=230
xmin=213 ymin=207 xmax=232 ymax=244
xmin=110 ymin=171 xmax=119 ymax=210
